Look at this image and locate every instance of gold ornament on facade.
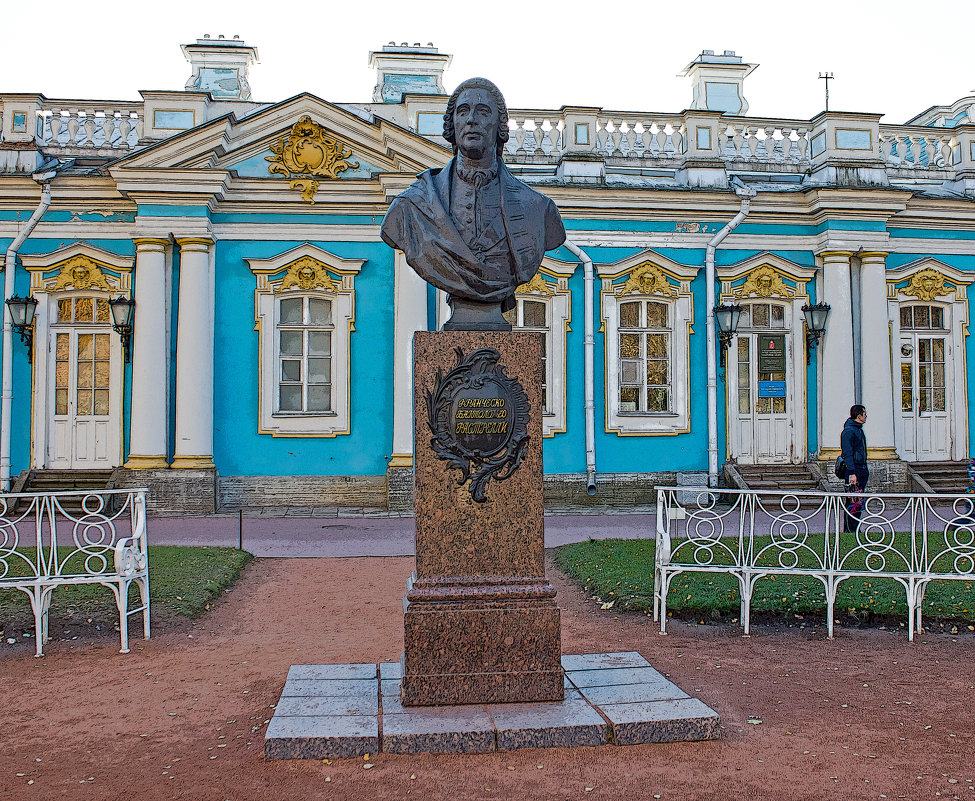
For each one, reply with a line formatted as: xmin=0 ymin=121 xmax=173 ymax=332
xmin=736 ymin=264 xmax=791 ymax=298
xmin=49 ymin=256 xmax=114 ymax=292
xmin=616 ymin=262 xmax=676 ymax=297
xmin=266 ymin=115 xmax=359 ymax=204
xmin=276 ymin=256 xmax=339 ymax=293
xmin=903 ymin=268 xmax=952 ymax=301
xmin=515 ymin=273 xmax=556 ymax=296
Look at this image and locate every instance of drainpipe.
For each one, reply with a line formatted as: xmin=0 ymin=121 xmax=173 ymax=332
xmin=564 ymin=239 xmax=598 ymax=495
xmin=706 ymin=177 xmax=756 ymax=488
xmin=2 ymin=167 xmax=57 ymax=491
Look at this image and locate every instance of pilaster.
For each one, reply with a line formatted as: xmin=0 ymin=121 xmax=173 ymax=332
xmin=858 ymin=252 xmax=897 ymax=459
xmin=126 ymin=238 xmax=172 ymax=469
xmin=818 ymin=251 xmax=856 ymax=458
xmin=172 ymin=236 xmax=215 ymax=470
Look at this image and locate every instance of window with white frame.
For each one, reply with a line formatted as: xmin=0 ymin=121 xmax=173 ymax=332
xmin=247 ymin=247 xmax=362 ymax=438
xmin=505 ymin=296 xmax=551 ymax=414
xmin=618 ymin=299 xmax=671 ymax=414
xmin=276 ymin=295 xmax=333 ymax=414
xmin=602 ymin=271 xmax=695 ymax=435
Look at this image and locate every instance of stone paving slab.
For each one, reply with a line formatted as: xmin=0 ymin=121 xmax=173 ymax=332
xmin=265 ymin=653 xmax=719 ymax=759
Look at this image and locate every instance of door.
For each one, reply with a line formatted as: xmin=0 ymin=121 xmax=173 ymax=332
xmin=728 ymin=302 xmax=793 ymax=464
xmin=897 ymin=304 xmax=951 ymax=461
xmin=47 ymin=296 xmax=121 ymax=469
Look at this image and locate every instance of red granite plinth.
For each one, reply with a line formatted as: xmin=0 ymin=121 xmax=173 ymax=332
xmin=403 ymin=331 xmax=563 ymax=706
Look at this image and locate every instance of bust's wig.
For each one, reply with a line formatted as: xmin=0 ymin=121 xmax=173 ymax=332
xmin=443 ymin=77 xmax=510 ymax=157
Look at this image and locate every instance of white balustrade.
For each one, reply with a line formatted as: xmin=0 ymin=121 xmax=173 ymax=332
xmin=879 ymin=127 xmax=955 ymax=171
xmin=39 ymin=107 xmax=143 ymax=150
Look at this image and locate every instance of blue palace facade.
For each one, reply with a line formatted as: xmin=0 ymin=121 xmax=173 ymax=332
xmin=3 ymin=38 xmax=975 ymax=512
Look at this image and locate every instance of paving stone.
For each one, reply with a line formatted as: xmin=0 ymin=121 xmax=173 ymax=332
xmin=382 ymin=707 xmax=495 ymax=754
xmin=561 ymin=652 xmax=650 ymax=671
xmin=280 ymin=679 xmax=376 ymax=699
xmin=490 ymin=699 xmax=608 ymax=750
xmin=577 ymin=678 xmax=687 ymax=706
xmin=287 ymin=663 xmax=377 ymax=681
xmin=274 ymin=694 xmax=379 ymax=717
xmin=264 ymin=715 xmax=378 ymax=759
xmin=568 ymin=666 xmax=673 ymax=689
xmin=600 ymin=697 xmax=720 ymax=745
xmin=379 ymin=661 xmax=403 ymax=680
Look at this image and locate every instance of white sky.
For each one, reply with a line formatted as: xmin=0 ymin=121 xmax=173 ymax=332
xmin=3 ymin=0 xmax=974 ymax=123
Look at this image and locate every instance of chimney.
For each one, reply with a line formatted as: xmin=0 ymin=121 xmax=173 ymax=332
xmin=182 ymin=34 xmax=259 ymax=100
xmin=368 ymin=42 xmax=452 ymax=103
xmin=681 ymin=50 xmax=757 ymax=115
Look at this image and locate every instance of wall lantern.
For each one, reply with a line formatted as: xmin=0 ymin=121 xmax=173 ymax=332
xmin=108 ymin=295 xmax=135 ymax=363
xmin=713 ymin=303 xmax=742 ymax=367
xmin=801 ymin=302 xmax=831 ymax=362
xmin=5 ymin=295 xmax=38 ymax=363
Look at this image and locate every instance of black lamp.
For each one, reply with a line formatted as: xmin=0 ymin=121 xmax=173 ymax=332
xmin=801 ymin=302 xmax=831 ymax=361
xmin=108 ymin=295 xmax=135 ymax=363
xmin=713 ymin=303 xmax=742 ymax=367
xmin=5 ymin=295 xmax=38 ymax=363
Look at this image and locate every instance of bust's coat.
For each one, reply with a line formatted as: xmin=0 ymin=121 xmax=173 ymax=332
xmin=380 ymin=157 xmax=566 ymax=306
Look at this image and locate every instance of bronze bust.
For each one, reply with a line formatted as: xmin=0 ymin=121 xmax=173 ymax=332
xmin=381 ymin=77 xmax=566 ymax=330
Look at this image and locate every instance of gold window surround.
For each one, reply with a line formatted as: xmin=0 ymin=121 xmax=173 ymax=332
xmin=514 ymin=259 xmax=577 ymax=437
xmin=598 ymin=250 xmax=699 ymax=437
xmin=246 ymin=244 xmax=364 ymax=438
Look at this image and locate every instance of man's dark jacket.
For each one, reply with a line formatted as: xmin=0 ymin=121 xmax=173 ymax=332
xmin=380 ymin=157 xmax=566 ymax=305
xmin=841 ymin=418 xmax=868 ymax=470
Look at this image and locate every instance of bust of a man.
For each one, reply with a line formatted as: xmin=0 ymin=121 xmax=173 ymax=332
xmin=381 ymin=77 xmax=566 ymax=330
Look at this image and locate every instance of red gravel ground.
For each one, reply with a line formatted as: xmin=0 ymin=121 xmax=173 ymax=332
xmin=2 ymin=554 xmax=973 ymax=801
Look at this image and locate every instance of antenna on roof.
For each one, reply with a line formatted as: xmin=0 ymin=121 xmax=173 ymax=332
xmin=819 ymin=72 xmax=834 ymax=112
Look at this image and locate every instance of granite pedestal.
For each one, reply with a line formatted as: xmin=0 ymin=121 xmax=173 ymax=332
xmin=402 ymin=331 xmax=562 ymax=706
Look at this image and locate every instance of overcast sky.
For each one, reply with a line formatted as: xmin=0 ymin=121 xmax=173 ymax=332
xmin=3 ymin=1 xmax=973 ymax=123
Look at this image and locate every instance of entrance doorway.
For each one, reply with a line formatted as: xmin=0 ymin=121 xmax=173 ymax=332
xmin=897 ymin=304 xmax=951 ymax=462
xmin=728 ymin=301 xmax=794 ymax=464
xmin=46 ymin=296 xmax=122 ymax=469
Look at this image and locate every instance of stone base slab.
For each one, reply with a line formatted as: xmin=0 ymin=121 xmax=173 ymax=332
xmin=265 ymin=652 xmax=719 ymax=759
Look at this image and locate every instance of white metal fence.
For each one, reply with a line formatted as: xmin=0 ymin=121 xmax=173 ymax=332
xmin=654 ymin=487 xmax=975 ymax=641
xmin=0 ymin=488 xmax=149 ymax=656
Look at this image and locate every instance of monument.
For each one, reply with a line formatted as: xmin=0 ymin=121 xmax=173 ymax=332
xmin=264 ymin=79 xmax=721 ymax=756
xmin=381 ymin=77 xmax=567 ymax=704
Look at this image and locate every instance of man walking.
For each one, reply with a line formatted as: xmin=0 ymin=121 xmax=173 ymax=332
xmin=841 ymin=405 xmax=868 ymax=532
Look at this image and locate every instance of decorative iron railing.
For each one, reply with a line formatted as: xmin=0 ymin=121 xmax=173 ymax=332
xmin=0 ymin=488 xmax=149 ymax=656
xmin=654 ymin=487 xmax=975 ymax=641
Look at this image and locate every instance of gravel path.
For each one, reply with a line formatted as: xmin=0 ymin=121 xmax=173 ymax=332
xmin=1 ymin=554 xmax=972 ymax=800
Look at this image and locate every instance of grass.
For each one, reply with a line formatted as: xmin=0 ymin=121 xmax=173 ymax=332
xmin=0 ymin=546 xmax=253 ymax=631
xmin=554 ymin=538 xmax=975 ymax=625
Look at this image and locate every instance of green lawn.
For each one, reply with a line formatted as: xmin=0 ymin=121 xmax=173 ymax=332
xmin=0 ymin=546 xmax=253 ymax=631
xmin=554 ymin=538 xmax=975 ymax=624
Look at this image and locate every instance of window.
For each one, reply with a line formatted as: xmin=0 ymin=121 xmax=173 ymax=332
xmin=247 ymin=246 xmax=363 ymax=438
xmin=505 ymin=297 xmax=550 ymax=413
xmin=900 ymin=304 xmax=945 ymax=330
xmin=618 ymin=299 xmax=671 ymax=413
xmin=601 ymin=255 xmax=697 ymax=436
xmin=276 ymin=296 xmax=333 ymax=414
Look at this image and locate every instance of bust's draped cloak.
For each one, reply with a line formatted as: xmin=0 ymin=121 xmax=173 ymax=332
xmin=381 ymin=157 xmax=566 ymax=307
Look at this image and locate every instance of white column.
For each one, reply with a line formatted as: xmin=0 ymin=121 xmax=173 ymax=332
xmin=819 ymin=251 xmax=856 ymax=457
xmin=172 ymin=237 xmax=214 ymax=469
xmin=126 ymin=238 xmax=171 ymax=468
xmin=389 ymin=250 xmax=428 ymax=468
xmin=858 ymin=251 xmax=896 ymax=459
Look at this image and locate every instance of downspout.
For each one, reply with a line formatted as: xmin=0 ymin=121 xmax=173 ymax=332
xmin=706 ymin=177 xmax=755 ymax=488
xmin=564 ymin=239 xmax=598 ymax=495
xmin=2 ymin=167 xmax=57 ymax=490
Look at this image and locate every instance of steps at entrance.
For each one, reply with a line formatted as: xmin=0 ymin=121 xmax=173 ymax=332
xmin=909 ymin=461 xmax=972 ymax=494
xmin=734 ymin=464 xmax=823 ymax=494
xmin=15 ymin=469 xmax=116 ymax=512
